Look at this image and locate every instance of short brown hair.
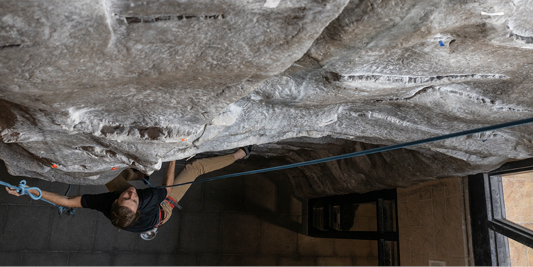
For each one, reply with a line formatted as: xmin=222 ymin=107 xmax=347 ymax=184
xmin=110 ymin=201 xmax=141 ymax=229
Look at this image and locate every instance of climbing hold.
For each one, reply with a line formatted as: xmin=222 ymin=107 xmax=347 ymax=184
xmin=111 ymin=167 xmax=118 ymax=170
xmin=439 ymin=41 xmax=445 ymax=46
xmin=181 ymin=138 xmax=187 ymax=141
xmin=51 ymin=164 xmax=58 ymax=169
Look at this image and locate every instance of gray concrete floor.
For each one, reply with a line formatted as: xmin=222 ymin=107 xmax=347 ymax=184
xmin=0 ymin=157 xmax=377 ymax=266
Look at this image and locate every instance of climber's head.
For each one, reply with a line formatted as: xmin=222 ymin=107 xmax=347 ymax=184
xmin=110 ymin=187 xmax=140 ymax=229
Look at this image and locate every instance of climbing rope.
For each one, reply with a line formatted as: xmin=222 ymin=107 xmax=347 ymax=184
xmin=154 ymin=116 xmax=533 ymax=188
xmin=0 ymin=180 xmax=76 ymax=216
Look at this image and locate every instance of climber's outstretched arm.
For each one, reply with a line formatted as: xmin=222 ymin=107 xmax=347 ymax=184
xmin=4 ymin=187 xmax=82 ymax=208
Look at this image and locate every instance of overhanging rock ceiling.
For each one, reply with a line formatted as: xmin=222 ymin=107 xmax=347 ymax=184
xmin=1 ymin=0 xmax=533 ymax=197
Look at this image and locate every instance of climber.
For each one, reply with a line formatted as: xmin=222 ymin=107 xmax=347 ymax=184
xmin=4 ymin=147 xmax=252 ymax=235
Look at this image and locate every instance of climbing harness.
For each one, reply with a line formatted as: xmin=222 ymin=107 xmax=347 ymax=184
xmin=0 ymin=180 xmax=76 ymax=216
xmin=138 ymin=194 xmax=182 ymax=241
xmin=155 ymin=116 xmax=533 ymax=188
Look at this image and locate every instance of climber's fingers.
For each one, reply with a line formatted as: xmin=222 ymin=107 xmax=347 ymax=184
xmin=5 ymin=186 xmax=22 ymax=196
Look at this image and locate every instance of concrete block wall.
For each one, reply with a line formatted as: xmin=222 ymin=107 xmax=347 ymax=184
xmin=397 ymin=177 xmax=472 ymax=266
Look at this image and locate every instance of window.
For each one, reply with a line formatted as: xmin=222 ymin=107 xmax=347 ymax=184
xmin=469 ymin=158 xmax=533 ymax=266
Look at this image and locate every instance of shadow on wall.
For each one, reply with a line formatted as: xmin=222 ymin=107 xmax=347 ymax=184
xmin=192 ymin=154 xmax=309 ymax=235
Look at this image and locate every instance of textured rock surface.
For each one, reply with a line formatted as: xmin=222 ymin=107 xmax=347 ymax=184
xmin=1 ymin=0 xmax=533 ymax=197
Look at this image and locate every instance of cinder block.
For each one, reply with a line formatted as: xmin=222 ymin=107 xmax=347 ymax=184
xmin=178 ymin=183 xmax=204 ymax=211
xmin=0 ymin=206 xmax=7 ymax=240
xmin=179 ymin=211 xmax=220 ymax=253
xmin=22 ymin=252 xmax=69 ymax=266
xmin=243 ymin=174 xmax=277 ymax=213
xmin=353 ymin=257 xmax=378 ymax=266
xmin=259 ymin=214 xmax=298 ymax=255
xmin=316 ymin=256 xmax=352 ymax=266
xmin=158 ymin=253 xmax=197 ymax=266
xmin=334 ymin=239 xmax=373 ymax=257
xmin=68 ymin=252 xmax=112 ymax=266
xmin=198 ymin=254 xmax=239 ymax=266
xmin=49 ymin=208 xmax=98 ymax=251
xmin=298 ymin=233 xmax=335 ymax=256
xmin=239 ymin=255 xmax=278 ymax=266
xmin=444 ymin=177 xmax=463 ymax=197
xmin=279 ymin=256 xmax=316 ymax=266
xmin=113 ymin=253 xmax=158 ymax=266
xmin=0 ymin=252 xmax=22 ymax=266
xmin=203 ymin=171 xmax=243 ymax=211
xmin=93 ymin=213 xmax=140 ymax=252
xmin=220 ymin=213 xmax=260 ymax=254
xmin=2 ymin=206 xmax=53 ymax=251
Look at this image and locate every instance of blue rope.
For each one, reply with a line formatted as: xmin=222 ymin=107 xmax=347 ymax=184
xmin=158 ymin=116 xmax=533 ymax=188
xmin=0 ymin=180 xmax=76 ymax=215
xmin=141 ymin=178 xmax=153 ymax=188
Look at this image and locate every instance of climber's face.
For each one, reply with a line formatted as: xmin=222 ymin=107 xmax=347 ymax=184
xmin=117 ymin=187 xmax=139 ymax=212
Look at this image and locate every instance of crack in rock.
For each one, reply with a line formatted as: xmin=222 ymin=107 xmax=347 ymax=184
xmin=77 ymin=146 xmax=118 ymax=159
xmin=121 ymin=14 xmax=225 ymax=24
xmin=371 ymin=86 xmax=533 ymax=113
xmin=338 ymin=73 xmax=509 ymax=84
xmin=510 ymin=32 xmax=533 ymax=44
xmin=358 ymin=111 xmax=447 ymax=134
xmin=0 ymin=44 xmax=22 ymax=49
xmin=99 ymin=125 xmax=170 ymax=141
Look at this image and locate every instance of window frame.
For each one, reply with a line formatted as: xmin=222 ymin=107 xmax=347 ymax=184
xmin=469 ymin=158 xmax=533 ymax=266
xmin=307 ymin=188 xmax=399 ymax=265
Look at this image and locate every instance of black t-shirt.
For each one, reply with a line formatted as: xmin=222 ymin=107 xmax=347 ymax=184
xmin=81 ymin=187 xmax=167 ymax=233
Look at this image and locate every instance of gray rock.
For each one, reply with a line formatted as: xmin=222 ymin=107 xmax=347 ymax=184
xmin=1 ymin=0 xmax=533 ymax=197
